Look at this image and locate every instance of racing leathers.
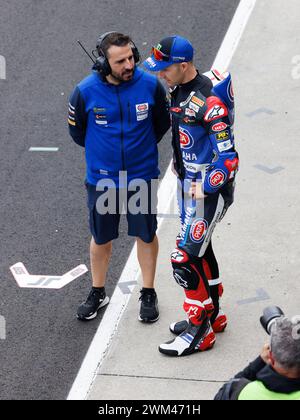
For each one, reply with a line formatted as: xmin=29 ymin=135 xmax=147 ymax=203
xmin=170 ymin=69 xmax=239 ymax=328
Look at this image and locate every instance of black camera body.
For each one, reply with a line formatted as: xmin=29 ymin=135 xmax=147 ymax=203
xmin=260 ymin=306 xmax=284 ymax=334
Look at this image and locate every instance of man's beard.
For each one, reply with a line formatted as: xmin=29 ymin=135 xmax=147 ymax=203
xmin=111 ymin=68 xmax=134 ymax=83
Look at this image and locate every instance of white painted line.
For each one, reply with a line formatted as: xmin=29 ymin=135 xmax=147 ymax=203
xmin=212 ymin=0 xmax=257 ymax=73
xmin=0 ymin=55 xmax=6 ymax=80
xmin=0 ymin=315 xmax=6 ymax=340
xmin=10 ymin=262 xmax=88 ymax=289
xmin=67 ymin=0 xmax=257 ymax=400
xmin=67 ymin=161 xmax=177 ymax=400
xmin=29 ymin=147 xmax=59 ymax=152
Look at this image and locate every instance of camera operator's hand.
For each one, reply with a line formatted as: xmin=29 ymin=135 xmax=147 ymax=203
xmin=260 ymin=343 xmax=272 ymax=365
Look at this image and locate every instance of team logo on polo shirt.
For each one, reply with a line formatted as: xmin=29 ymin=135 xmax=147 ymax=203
xmin=136 ymin=103 xmax=149 ymax=121
xmin=93 ymin=107 xmax=108 ymax=125
xmin=190 ymin=218 xmax=208 ymax=243
xmin=179 ymin=126 xmax=194 ymax=149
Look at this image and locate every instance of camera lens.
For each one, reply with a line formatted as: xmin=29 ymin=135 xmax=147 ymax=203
xmin=260 ymin=306 xmax=284 ymax=334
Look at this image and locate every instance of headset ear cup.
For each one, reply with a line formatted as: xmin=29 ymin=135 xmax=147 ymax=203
xmin=95 ymin=55 xmax=111 ymax=76
xmin=133 ymin=46 xmax=140 ymax=64
xmin=95 ymin=31 xmax=117 ymax=76
xmin=103 ymin=58 xmax=111 ymax=76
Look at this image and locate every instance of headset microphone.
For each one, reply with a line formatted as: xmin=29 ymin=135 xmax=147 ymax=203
xmin=77 ymin=40 xmax=97 ymax=64
xmin=77 ymin=39 xmax=105 ymax=74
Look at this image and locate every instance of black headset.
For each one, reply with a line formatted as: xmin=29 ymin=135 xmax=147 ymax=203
xmin=95 ymin=31 xmax=140 ymax=76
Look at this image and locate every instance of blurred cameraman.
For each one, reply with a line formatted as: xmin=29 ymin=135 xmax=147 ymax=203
xmin=215 ymin=316 xmax=300 ymax=400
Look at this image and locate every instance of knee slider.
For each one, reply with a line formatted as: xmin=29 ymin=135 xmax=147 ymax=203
xmin=171 ymin=248 xmax=200 ymax=290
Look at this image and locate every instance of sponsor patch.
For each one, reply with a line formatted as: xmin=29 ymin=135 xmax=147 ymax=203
xmin=189 ymin=102 xmax=200 ymax=113
xmin=212 ymin=122 xmax=228 ymax=132
xmin=179 ymin=127 xmax=194 ymax=149
xmin=171 ymin=249 xmax=189 ymax=263
xmin=205 ymin=105 xmax=226 ymax=122
xmin=187 ymin=306 xmax=200 ymax=318
xmin=183 ymin=117 xmax=194 ymax=124
xmin=190 ymin=218 xmax=208 ymax=243
xmin=183 ymin=162 xmax=204 ymax=174
xmin=94 ymin=107 xmax=108 ymax=125
xmin=174 ymin=273 xmax=188 ymax=289
xmin=208 ymin=169 xmax=226 ymax=188
xmin=180 ymin=92 xmax=195 ymax=107
xmin=99 ymin=169 xmax=109 ymax=175
xmin=170 ymin=107 xmax=183 ymax=114
xmin=216 ymin=130 xmax=230 ymax=141
xmin=191 ymin=96 xmax=205 ymax=107
xmin=136 ymin=103 xmax=149 ymax=113
xmin=185 ymin=108 xmax=196 ymax=117
xmin=217 ymin=140 xmax=233 ymax=152
xmin=137 ymin=114 xmax=148 ymax=121
xmin=145 ymin=57 xmax=156 ymax=68
xmin=136 ymin=102 xmax=149 ymax=121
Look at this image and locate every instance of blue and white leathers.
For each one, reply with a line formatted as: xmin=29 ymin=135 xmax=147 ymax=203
xmin=171 ymin=71 xmax=238 ymax=194
xmin=170 ymin=69 xmax=238 ymax=331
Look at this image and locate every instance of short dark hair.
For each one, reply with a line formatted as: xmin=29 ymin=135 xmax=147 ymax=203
xmin=98 ymin=33 xmax=132 ymax=58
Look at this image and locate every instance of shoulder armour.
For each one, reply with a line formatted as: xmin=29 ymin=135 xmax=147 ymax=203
xmin=203 ymin=68 xmax=234 ymax=113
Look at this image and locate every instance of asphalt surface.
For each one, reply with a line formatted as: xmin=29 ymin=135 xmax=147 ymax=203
xmin=0 ymin=0 xmax=239 ymax=400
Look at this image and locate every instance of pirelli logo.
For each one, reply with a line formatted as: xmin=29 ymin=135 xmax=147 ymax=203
xmin=191 ymin=96 xmax=205 ymax=107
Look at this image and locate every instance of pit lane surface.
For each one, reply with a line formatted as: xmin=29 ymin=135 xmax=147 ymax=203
xmin=0 ymin=0 xmax=239 ymax=400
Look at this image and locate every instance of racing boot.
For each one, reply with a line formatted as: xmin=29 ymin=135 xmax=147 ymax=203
xmin=159 ymin=319 xmax=216 ymax=357
xmin=169 ymin=309 xmax=227 ymax=335
xmin=209 ymin=282 xmax=227 ymax=332
xmin=210 ymin=309 xmax=227 ymax=333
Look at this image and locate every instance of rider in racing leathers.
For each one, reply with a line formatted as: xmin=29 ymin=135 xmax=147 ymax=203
xmin=144 ymin=35 xmax=239 ymax=356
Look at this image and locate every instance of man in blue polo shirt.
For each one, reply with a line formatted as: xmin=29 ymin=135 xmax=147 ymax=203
xmin=68 ymin=32 xmax=170 ymax=322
